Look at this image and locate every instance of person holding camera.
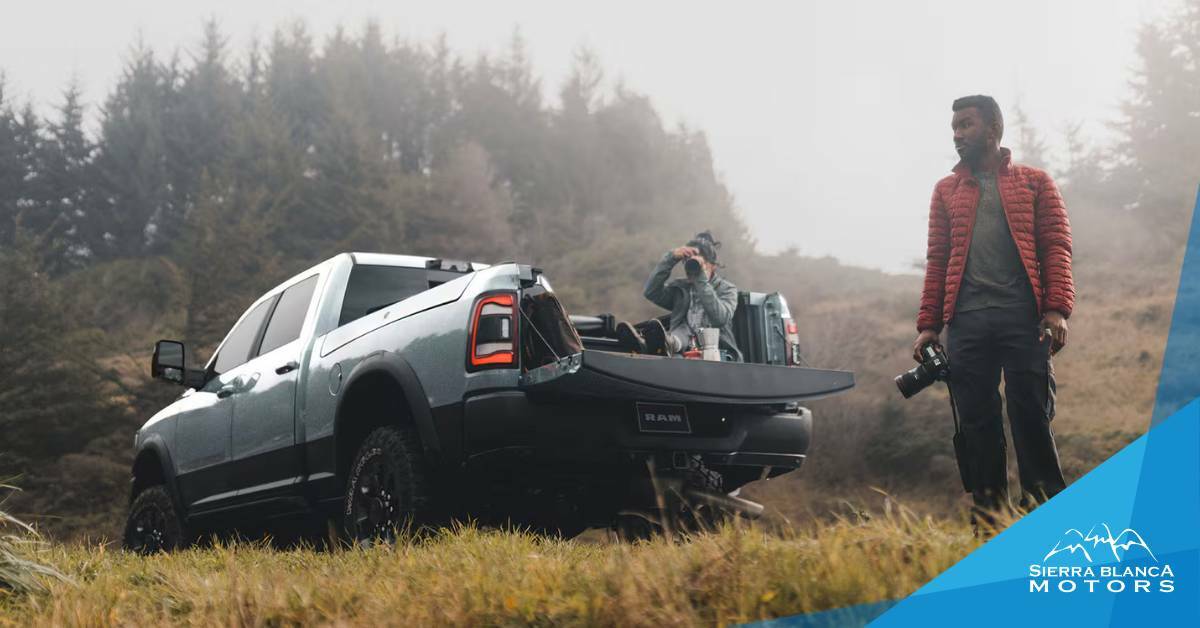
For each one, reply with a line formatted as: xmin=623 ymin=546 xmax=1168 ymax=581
xmin=616 ymin=231 xmax=739 ymax=358
xmin=911 ymin=95 xmax=1074 ymax=516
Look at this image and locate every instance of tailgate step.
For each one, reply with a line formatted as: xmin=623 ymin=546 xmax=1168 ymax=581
xmin=520 ymin=350 xmax=853 ymax=405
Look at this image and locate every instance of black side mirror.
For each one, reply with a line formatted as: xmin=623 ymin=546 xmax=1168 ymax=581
xmin=152 ymin=340 xmax=185 ymax=383
xmin=152 ymin=340 xmax=207 ymax=388
xmin=151 ymin=340 xmax=195 ymax=386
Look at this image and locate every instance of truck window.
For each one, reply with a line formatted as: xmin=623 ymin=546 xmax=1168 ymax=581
xmin=338 ymin=265 xmax=431 ymax=327
xmin=258 ymin=275 xmax=319 ymax=356
xmin=213 ymin=297 xmax=276 ymax=375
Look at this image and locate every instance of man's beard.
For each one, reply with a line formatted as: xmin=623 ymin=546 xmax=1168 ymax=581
xmin=956 ymin=140 xmax=984 ymax=164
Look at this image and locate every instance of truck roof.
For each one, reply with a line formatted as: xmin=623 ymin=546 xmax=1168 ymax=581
xmin=349 ymin=252 xmax=491 ymax=272
xmin=258 ymin=252 xmax=491 ymax=312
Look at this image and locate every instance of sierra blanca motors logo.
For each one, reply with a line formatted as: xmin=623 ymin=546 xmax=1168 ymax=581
xmin=1029 ymin=524 xmax=1175 ymax=593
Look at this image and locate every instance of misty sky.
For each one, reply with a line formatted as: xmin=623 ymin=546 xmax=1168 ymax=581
xmin=0 ymin=0 xmax=1176 ymax=272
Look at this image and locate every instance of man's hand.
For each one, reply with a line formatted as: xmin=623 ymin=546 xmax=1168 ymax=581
xmin=671 ymin=245 xmax=700 ymax=260
xmin=1040 ymin=310 xmax=1068 ymax=355
xmin=912 ymin=329 xmax=941 ymax=362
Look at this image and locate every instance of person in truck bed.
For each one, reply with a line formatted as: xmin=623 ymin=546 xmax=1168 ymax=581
xmin=616 ymin=231 xmax=740 ymax=358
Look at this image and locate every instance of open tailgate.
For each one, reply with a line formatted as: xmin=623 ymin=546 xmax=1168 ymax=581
xmin=519 ymin=350 xmax=854 ymax=405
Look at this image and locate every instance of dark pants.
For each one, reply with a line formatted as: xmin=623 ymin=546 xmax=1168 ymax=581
xmin=947 ymin=305 xmax=1066 ymax=513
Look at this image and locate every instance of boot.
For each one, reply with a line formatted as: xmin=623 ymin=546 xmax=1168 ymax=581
xmin=615 ymin=321 xmax=647 ymax=353
xmin=640 ymin=319 xmax=671 ymax=356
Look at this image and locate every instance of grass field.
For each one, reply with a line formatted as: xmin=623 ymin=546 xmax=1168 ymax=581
xmin=0 ymin=506 xmax=982 ymax=627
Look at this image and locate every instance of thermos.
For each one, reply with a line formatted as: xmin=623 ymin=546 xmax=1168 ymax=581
xmin=699 ymin=328 xmax=721 ymax=361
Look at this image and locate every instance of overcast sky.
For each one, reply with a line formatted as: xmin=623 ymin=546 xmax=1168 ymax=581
xmin=0 ymin=1 xmax=1176 ymax=272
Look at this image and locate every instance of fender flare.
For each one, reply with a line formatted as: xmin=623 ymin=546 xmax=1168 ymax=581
xmin=333 ymin=350 xmax=440 ymax=470
xmin=131 ymin=435 xmax=185 ymax=516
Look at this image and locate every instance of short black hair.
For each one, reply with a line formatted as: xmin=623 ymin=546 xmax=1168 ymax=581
xmin=952 ymin=95 xmax=1004 ymax=139
xmin=687 ymin=230 xmax=721 ymax=264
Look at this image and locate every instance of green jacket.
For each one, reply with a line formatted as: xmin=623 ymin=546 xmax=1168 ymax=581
xmin=642 ymin=252 xmax=740 ymax=354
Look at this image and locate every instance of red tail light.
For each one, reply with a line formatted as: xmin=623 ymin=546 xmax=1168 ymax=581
xmin=784 ymin=317 xmax=801 ymax=366
xmin=468 ymin=293 xmax=518 ymax=370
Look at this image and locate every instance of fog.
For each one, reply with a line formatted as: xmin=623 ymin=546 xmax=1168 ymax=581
xmin=0 ymin=0 xmax=1175 ymax=272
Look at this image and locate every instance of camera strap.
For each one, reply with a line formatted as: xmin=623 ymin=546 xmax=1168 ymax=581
xmin=945 ymin=378 xmax=974 ymax=493
xmin=945 ymin=379 xmax=962 ymax=435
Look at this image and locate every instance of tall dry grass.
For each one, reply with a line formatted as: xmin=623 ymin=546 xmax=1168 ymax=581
xmin=0 ymin=507 xmax=980 ymax=627
xmin=1 ymin=485 xmax=69 ymax=597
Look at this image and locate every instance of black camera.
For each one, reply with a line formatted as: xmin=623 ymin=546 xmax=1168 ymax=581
xmin=895 ymin=343 xmax=949 ymax=398
xmin=683 ymin=257 xmax=703 ymax=279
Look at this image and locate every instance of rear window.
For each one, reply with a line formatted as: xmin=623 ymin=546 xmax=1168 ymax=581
xmin=338 ymin=265 xmax=433 ymax=327
xmin=258 ymin=275 xmax=319 ymax=356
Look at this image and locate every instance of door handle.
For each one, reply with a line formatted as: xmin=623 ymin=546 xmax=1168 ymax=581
xmin=275 ymin=361 xmax=299 ymax=375
xmin=217 ymin=384 xmax=237 ymax=398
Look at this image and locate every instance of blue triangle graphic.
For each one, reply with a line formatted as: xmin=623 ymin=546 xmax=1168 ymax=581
xmin=870 ymin=377 xmax=1199 ymax=626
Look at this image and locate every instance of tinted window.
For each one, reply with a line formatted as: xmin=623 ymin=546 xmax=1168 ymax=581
xmin=338 ymin=265 xmax=430 ymax=326
xmin=213 ymin=298 xmax=275 ymax=375
xmin=258 ymin=275 xmax=319 ymax=356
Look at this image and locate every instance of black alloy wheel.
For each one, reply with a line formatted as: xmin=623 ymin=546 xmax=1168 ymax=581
xmin=123 ymin=485 xmax=186 ymax=554
xmin=342 ymin=426 xmax=430 ymax=546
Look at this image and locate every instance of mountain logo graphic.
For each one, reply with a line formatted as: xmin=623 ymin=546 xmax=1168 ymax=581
xmin=1042 ymin=524 xmax=1158 ymax=563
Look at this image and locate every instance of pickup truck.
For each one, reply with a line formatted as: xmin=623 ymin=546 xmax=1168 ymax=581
xmin=125 ymin=252 xmax=854 ymax=551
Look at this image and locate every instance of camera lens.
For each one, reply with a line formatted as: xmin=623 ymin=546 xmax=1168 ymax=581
xmin=895 ymin=363 xmax=933 ymax=399
xmin=684 ymin=257 xmax=702 ymax=276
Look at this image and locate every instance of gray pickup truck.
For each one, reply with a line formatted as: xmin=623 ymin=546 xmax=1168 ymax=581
xmin=126 ymin=252 xmax=854 ymax=551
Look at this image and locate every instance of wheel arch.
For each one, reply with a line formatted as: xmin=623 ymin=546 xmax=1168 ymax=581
xmin=332 ymin=351 xmax=440 ymax=486
xmin=130 ymin=436 xmax=184 ymax=515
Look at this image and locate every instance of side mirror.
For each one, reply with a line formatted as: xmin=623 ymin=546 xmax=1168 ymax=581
xmin=152 ymin=340 xmax=186 ymax=384
xmin=152 ymin=338 xmax=211 ymax=389
xmin=152 ymin=340 xmax=208 ymax=388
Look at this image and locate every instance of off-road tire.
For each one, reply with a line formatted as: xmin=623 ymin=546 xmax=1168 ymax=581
xmin=123 ymin=485 xmax=187 ymax=554
xmin=342 ymin=426 xmax=432 ymax=546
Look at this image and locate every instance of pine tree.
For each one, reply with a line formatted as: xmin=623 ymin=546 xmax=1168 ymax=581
xmin=1010 ymin=103 xmax=1050 ymax=171
xmin=267 ymin=22 xmax=325 ymax=148
xmin=174 ymin=173 xmax=282 ymax=351
xmin=91 ymin=44 xmax=174 ymax=259
xmin=404 ymin=141 xmax=515 ymax=261
xmin=0 ymin=236 xmax=124 ymax=470
xmin=33 ymin=81 xmax=97 ymax=272
xmin=1117 ymin=0 xmax=1200 ymax=239
xmin=159 ymin=19 xmax=243 ymax=250
xmin=0 ymin=78 xmax=27 ymax=248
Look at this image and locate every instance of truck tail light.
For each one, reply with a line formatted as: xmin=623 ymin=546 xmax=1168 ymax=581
xmin=784 ymin=317 xmax=802 ymax=366
xmin=468 ymin=293 xmax=517 ymax=370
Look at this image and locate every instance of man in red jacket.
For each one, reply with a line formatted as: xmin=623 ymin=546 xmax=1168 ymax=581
xmin=911 ymin=95 xmax=1073 ymax=517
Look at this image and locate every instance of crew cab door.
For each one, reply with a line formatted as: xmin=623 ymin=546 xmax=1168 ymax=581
xmin=228 ymin=274 xmax=319 ymax=503
xmin=175 ymin=296 xmax=276 ymax=511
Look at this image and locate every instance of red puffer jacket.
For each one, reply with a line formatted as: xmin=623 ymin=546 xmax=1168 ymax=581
xmin=917 ymin=148 xmax=1074 ymax=332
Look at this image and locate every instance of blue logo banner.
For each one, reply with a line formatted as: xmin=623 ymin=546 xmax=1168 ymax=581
xmin=873 ymin=401 xmax=1197 ymax=626
xmin=1153 ymin=187 xmax=1200 ymax=426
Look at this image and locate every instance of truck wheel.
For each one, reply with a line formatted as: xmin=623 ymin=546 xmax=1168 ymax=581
xmin=342 ymin=426 xmax=431 ymax=546
xmin=123 ymin=485 xmax=187 ymax=554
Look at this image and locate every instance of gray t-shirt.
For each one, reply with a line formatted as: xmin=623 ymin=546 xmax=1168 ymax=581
xmin=667 ymin=281 xmax=714 ymax=353
xmin=957 ymin=171 xmax=1036 ymax=313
